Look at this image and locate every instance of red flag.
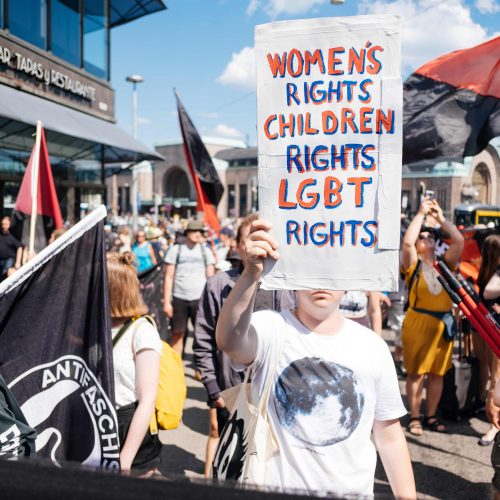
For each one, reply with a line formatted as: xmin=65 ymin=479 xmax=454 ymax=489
xmin=176 ymin=93 xmax=222 ymax=232
xmin=403 ymin=36 xmax=500 ymax=164
xmin=11 ymin=125 xmax=63 ymax=252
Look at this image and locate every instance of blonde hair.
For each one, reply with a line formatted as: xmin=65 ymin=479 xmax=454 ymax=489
xmin=107 ymin=252 xmax=148 ymax=319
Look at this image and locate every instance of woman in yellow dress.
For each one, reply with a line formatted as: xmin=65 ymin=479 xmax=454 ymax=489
xmin=402 ymin=197 xmax=464 ymax=435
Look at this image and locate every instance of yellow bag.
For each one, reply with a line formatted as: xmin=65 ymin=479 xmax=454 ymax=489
xmin=150 ymin=340 xmax=187 ymax=433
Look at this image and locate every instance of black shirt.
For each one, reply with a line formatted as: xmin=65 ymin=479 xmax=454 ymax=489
xmin=0 ymin=232 xmax=22 ymax=260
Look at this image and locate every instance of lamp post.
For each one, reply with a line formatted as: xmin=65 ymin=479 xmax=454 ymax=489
xmin=126 ymin=75 xmax=144 ymax=231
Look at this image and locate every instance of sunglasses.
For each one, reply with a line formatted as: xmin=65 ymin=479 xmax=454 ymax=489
xmin=418 ymin=234 xmax=435 ymax=241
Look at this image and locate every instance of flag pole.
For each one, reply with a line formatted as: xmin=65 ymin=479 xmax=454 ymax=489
xmin=29 ymin=121 xmax=42 ymax=255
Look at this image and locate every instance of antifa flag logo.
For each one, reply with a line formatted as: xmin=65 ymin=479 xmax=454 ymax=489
xmin=8 ymin=355 xmax=119 ymax=469
xmin=0 ymin=207 xmax=117 ymax=468
xmin=213 ymin=409 xmax=248 ymax=481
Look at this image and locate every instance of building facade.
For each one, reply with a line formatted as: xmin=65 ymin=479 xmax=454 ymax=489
xmin=0 ymin=0 xmax=165 ymax=222
xmin=148 ymin=138 xmax=249 ymax=220
xmin=148 ymin=137 xmax=500 ymax=222
xmin=401 ymin=140 xmax=500 ymax=217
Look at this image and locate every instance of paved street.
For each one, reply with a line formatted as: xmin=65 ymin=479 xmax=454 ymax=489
xmin=158 ymin=335 xmax=494 ymax=499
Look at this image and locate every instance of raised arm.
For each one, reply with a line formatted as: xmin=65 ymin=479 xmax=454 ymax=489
xmin=216 ymin=220 xmax=279 ymax=366
xmin=431 ymin=200 xmax=464 ymax=270
xmin=402 ymin=198 xmax=432 ymax=271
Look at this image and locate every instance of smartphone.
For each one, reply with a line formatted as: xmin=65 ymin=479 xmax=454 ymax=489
xmin=425 ymin=189 xmax=435 ymax=200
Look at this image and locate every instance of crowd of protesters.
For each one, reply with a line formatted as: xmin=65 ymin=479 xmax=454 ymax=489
xmin=95 ymin=196 xmax=498 ymax=496
xmin=1 ymin=197 xmax=499 ymax=497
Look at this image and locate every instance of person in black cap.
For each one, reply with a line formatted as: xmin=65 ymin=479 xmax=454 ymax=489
xmin=164 ymin=220 xmax=215 ymax=356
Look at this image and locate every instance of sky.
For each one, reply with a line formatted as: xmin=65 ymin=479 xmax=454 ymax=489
xmin=110 ymin=0 xmax=499 ymax=150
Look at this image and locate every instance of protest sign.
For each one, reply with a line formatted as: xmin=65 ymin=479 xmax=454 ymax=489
xmin=255 ymin=15 xmax=402 ymax=291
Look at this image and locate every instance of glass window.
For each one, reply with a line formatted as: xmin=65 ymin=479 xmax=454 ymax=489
xmin=51 ymin=0 xmax=81 ymax=67
xmin=239 ymin=184 xmax=248 ymax=217
xmin=83 ymin=0 xmax=108 ymax=79
xmin=227 ymin=184 xmax=235 ymax=216
xmin=8 ymin=0 xmax=47 ymax=49
xmin=437 ymin=188 xmax=447 ymax=209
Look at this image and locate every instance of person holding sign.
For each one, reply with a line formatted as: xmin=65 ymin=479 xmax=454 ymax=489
xmin=215 ymin=219 xmax=416 ymax=498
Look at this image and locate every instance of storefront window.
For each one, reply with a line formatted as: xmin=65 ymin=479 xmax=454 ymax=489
xmin=51 ymin=0 xmax=81 ymax=67
xmin=8 ymin=0 xmax=47 ymax=49
xmin=83 ymin=0 xmax=108 ymax=79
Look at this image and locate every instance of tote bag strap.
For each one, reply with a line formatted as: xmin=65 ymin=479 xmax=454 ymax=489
xmin=257 ymin=312 xmax=288 ymax=415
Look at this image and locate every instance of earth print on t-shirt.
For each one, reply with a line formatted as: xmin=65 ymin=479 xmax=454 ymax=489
xmin=273 ymin=357 xmax=364 ymax=446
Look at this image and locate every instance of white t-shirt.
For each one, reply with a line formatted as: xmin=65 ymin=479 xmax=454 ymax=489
xmin=112 ymin=318 xmax=162 ymax=409
xmin=339 ymin=291 xmax=369 ymax=319
xmin=165 ymin=243 xmax=215 ymax=301
xmin=242 ymin=310 xmax=407 ymax=497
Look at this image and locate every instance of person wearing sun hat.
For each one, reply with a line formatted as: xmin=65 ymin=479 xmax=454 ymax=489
xmin=164 ymin=220 xmax=215 ymax=356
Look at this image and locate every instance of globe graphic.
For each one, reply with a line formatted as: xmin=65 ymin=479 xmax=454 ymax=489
xmin=273 ymin=357 xmax=365 ymax=446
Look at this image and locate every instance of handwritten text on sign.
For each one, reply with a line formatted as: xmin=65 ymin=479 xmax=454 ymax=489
xmin=256 ymin=16 xmax=402 ymax=290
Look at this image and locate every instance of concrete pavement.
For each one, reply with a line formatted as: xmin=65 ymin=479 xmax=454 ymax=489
xmin=158 ymin=335 xmax=495 ymax=499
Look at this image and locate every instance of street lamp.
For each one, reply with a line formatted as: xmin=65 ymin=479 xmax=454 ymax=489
xmin=126 ymin=74 xmax=144 ymax=231
xmin=126 ymin=75 xmax=144 ymax=140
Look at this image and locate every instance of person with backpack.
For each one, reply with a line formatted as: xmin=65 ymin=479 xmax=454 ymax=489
xmin=214 ymin=219 xmax=416 ymax=498
xmin=401 ymin=197 xmax=464 ymax=436
xmin=107 ymin=252 xmax=162 ymax=473
xmin=164 ymin=220 xmax=215 ymax=356
xmin=193 ymin=213 xmax=295 ymax=478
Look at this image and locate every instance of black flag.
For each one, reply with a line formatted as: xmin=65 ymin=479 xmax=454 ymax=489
xmin=0 ymin=206 xmax=119 ymax=469
xmin=176 ymin=92 xmax=223 ymax=232
xmin=403 ymin=37 xmax=500 ymax=164
xmin=139 ymin=262 xmax=169 ymax=340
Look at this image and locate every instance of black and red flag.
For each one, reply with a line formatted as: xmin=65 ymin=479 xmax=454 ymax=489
xmin=11 ymin=122 xmax=64 ymax=253
xmin=175 ymin=92 xmax=223 ymax=232
xmin=403 ymin=36 xmax=500 ymax=164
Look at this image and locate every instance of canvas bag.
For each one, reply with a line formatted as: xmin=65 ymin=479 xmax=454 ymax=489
xmin=212 ymin=322 xmax=287 ymax=486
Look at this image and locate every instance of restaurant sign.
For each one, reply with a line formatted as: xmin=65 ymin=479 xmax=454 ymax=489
xmin=0 ymin=33 xmax=114 ymax=121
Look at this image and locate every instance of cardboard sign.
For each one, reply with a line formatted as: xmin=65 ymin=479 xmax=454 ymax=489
xmin=255 ymin=15 xmax=402 ymax=291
